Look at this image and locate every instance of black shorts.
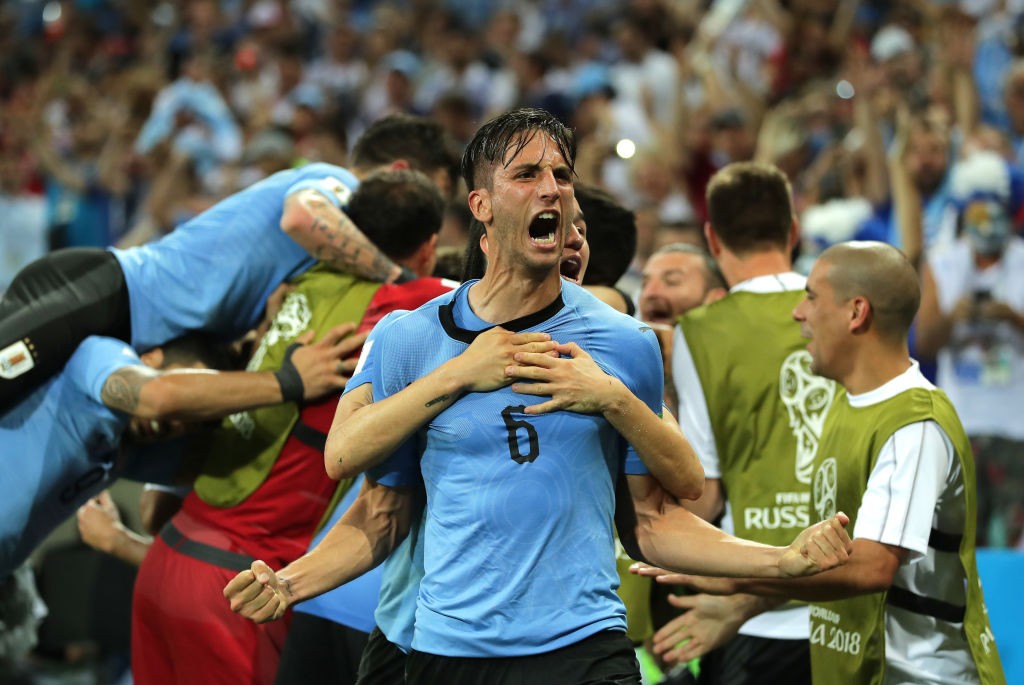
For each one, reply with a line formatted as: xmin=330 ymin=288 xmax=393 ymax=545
xmin=356 ymin=626 xmax=408 ymax=685
xmin=404 ymin=630 xmax=640 ymax=685
xmin=0 ymin=248 xmax=131 ymax=414
xmin=275 ymin=613 xmax=370 ymax=685
xmin=696 ymin=634 xmax=810 ymax=685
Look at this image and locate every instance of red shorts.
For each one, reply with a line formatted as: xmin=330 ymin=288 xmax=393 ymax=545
xmin=131 ymin=535 xmax=291 ymax=685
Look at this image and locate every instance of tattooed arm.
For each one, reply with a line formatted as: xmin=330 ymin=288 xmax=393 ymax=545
xmin=325 ymin=326 xmax=558 ymax=479
xmin=100 ymin=323 xmax=366 ymax=420
xmin=101 ymin=365 xmax=284 ymax=421
xmin=280 ymin=189 xmax=402 ymax=283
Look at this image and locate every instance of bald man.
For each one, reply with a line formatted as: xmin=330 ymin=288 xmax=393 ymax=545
xmin=639 ymin=241 xmax=1006 ymax=685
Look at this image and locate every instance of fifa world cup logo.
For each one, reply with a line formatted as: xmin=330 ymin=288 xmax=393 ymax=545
xmin=813 ymin=457 xmax=838 ymax=521
xmin=779 ymin=351 xmax=835 ymax=484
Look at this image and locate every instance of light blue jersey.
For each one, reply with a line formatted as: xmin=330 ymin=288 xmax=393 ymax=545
xmin=110 ymin=163 xmax=358 ymax=351
xmin=368 ymin=280 xmax=661 ymax=658
xmin=0 ymin=337 xmax=139 ymax=578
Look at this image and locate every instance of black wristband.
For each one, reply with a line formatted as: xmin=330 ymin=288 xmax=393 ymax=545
xmin=395 ymin=266 xmax=418 ymax=284
xmin=274 ymin=343 xmax=305 ymax=404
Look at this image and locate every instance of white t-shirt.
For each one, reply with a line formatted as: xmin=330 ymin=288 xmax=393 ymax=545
xmin=848 ymin=362 xmax=980 ymax=685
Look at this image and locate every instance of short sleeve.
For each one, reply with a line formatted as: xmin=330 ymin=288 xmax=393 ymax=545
xmin=345 ymin=310 xmax=407 ymax=396
xmin=351 ymin=313 xmax=423 ymax=488
xmin=65 ymin=336 xmax=145 ymax=406
xmin=853 ymin=420 xmax=953 ymax=559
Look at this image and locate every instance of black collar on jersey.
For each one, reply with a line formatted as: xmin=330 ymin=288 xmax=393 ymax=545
xmin=438 ymin=289 xmax=565 ymax=343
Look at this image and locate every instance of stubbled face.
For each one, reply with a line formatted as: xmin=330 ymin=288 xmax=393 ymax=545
xmin=639 ymin=251 xmax=709 ymax=324
xmin=477 ymin=131 xmax=575 ymax=278
xmin=792 ymin=260 xmax=846 ymax=380
xmin=559 ymin=196 xmax=589 ymax=285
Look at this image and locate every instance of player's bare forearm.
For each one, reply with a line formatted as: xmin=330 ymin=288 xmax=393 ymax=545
xmin=271 ymin=480 xmax=412 ymax=604
xmin=325 ymin=367 xmax=467 ymax=480
xmin=281 ymin=191 xmax=401 ymax=283
xmin=624 ymin=475 xmax=851 ymax=579
xmin=103 ymin=367 xmax=283 ymax=421
xmin=734 ymin=538 xmax=901 ymax=601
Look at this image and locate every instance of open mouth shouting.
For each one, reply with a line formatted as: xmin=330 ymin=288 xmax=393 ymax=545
xmin=560 ymin=254 xmax=583 ymax=284
xmin=640 ymin=300 xmax=674 ymax=325
xmin=528 ymin=210 xmax=560 ymax=248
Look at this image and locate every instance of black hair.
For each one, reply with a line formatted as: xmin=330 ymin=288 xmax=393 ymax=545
xmin=460 ymin=108 xmax=576 ymax=191
xmin=577 ymin=183 xmax=636 ymax=287
xmin=345 ymin=169 xmax=444 ymax=260
xmin=160 ymin=334 xmax=237 ymax=371
xmin=461 ymin=218 xmax=488 ymax=281
xmin=351 ymin=114 xmax=462 ymax=195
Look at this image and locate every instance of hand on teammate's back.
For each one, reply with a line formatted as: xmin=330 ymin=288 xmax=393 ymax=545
xmin=289 ymin=323 xmax=369 ymax=400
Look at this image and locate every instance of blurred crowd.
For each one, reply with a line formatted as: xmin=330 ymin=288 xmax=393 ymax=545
xmin=1 ymin=0 xmax=1023 ymax=544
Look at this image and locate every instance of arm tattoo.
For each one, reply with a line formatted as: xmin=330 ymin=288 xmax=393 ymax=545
xmin=306 ymin=208 xmax=396 ymax=282
xmin=101 ymin=368 xmax=151 ymax=413
xmin=281 ymin=577 xmax=294 ymax=598
xmin=425 ymin=394 xmax=451 ymax=408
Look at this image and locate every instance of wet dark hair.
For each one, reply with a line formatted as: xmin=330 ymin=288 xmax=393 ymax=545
xmin=460 ymin=108 xmax=576 ymax=191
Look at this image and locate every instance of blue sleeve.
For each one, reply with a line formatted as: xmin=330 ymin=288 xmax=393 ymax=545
xmin=65 ymin=337 xmax=145 ymax=406
xmin=286 ymin=163 xmax=360 ymax=208
xmin=346 ymin=314 xmax=424 ymax=488
xmin=343 ymin=310 xmax=408 ymax=396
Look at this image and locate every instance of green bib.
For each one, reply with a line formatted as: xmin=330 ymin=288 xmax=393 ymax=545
xmin=679 ymin=291 xmax=836 ymax=545
xmin=808 ymin=387 xmax=1005 ymax=685
xmin=615 ymin=536 xmax=653 ymax=644
xmin=192 ymin=266 xmax=379 ymax=509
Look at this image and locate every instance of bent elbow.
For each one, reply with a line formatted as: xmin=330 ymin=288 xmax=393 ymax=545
xmin=680 ymin=476 xmax=704 ymax=502
xmin=324 ymin=439 xmax=361 ymax=480
xmin=279 ymin=199 xmax=310 ymax=238
xmin=324 ymin=451 xmax=352 ymax=481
